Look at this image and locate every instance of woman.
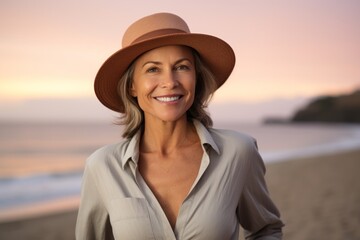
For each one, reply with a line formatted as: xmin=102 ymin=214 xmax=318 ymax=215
xmin=76 ymin=13 xmax=284 ymax=240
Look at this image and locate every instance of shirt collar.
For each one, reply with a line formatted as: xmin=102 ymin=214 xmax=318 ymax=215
xmin=122 ymin=130 xmax=141 ymax=169
xmin=193 ymin=120 xmax=220 ymax=154
xmin=121 ymin=120 xmax=220 ymax=169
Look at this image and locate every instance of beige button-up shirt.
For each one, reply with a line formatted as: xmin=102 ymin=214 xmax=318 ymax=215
xmin=76 ymin=121 xmax=283 ymax=240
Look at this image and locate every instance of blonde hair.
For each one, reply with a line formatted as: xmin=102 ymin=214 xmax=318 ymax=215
xmin=117 ymin=49 xmax=217 ymax=138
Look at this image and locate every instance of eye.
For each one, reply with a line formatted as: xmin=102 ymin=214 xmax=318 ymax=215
xmin=146 ymin=67 xmax=159 ymax=73
xmin=175 ymin=64 xmax=190 ymax=71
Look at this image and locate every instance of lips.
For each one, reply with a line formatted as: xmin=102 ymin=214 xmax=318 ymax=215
xmin=155 ymin=95 xmax=182 ymax=102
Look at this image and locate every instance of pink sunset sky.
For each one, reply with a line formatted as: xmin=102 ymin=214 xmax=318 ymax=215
xmin=0 ymin=0 xmax=359 ymax=122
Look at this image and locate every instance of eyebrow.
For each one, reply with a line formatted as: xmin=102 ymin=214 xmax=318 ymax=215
xmin=142 ymin=58 xmax=193 ymax=68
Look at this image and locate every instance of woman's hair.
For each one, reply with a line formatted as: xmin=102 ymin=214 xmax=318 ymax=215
xmin=117 ymin=49 xmax=218 ymax=138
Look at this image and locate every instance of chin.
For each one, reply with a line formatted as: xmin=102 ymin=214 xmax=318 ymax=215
xmin=156 ymin=111 xmax=187 ymax=123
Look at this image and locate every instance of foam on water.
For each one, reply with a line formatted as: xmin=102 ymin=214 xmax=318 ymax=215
xmin=261 ymin=132 xmax=360 ymax=162
xmin=0 ymin=172 xmax=82 ymax=210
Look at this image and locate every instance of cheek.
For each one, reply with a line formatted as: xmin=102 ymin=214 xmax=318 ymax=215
xmin=134 ymin=84 xmax=158 ymax=111
xmin=187 ymin=78 xmax=197 ymax=96
xmin=132 ymin=79 xmax=155 ymax=97
xmin=130 ymin=84 xmax=137 ymax=97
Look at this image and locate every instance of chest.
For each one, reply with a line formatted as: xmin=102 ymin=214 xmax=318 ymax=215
xmin=138 ymin=145 xmax=203 ymax=228
xmin=104 ymin=143 xmax=243 ymax=239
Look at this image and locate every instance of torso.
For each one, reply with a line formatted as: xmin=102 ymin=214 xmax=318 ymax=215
xmin=138 ymin=141 xmax=203 ymax=229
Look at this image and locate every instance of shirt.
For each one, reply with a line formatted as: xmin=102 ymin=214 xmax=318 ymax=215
xmin=76 ymin=120 xmax=284 ymax=240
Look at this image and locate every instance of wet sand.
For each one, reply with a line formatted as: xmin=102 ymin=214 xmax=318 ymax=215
xmin=1 ymin=149 xmax=359 ymax=240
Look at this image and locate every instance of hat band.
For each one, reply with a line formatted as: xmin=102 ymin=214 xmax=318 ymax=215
xmin=131 ymin=28 xmax=188 ymax=45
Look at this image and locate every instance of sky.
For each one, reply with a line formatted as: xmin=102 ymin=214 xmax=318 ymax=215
xmin=0 ymin=0 xmax=359 ymax=122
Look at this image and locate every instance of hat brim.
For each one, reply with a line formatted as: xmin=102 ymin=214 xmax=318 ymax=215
xmin=94 ymin=33 xmax=235 ymax=113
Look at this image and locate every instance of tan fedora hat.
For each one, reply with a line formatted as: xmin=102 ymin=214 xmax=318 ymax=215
xmin=94 ymin=12 xmax=235 ymax=113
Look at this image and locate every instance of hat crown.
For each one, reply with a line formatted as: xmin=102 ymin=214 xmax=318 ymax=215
xmin=122 ymin=13 xmax=190 ymax=47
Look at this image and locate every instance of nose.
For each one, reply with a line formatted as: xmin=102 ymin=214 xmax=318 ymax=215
xmin=160 ymin=70 xmax=179 ymax=89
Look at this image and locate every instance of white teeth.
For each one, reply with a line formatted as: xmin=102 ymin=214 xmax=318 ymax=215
xmin=156 ymin=96 xmax=180 ymax=102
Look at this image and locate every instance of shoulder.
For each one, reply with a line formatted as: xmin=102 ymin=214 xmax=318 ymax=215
xmin=208 ymin=127 xmax=265 ymax=175
xmin=86 ymin=138 xmax=130 ymax=169
xmin=207 ymin=127 xmax=262 ymax=167
xmin=209 ymin=127 xmax=257 ymax=151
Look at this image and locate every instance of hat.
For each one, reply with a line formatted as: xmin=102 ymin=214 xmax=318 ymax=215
xmin=94 ymin=12 xmax=235 ymax=113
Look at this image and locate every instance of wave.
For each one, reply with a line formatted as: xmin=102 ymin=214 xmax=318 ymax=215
xmin=261 ymin=133 xmax=360 ymax=162
xmin=0 ymin=171 xmax=83 ymax=209
xmin=261 ymin=126 xmax=360 ymax=163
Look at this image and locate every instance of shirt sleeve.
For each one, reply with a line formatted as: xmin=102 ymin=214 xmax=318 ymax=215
xmin=237 ymin=141 xmax=284 ymax=240
xmin=76 ymin=162 xmax=114 ymax=240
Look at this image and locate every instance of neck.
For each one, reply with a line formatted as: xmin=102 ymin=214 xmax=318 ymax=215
xmin=141 ymin=116 xmax=197 ymax=155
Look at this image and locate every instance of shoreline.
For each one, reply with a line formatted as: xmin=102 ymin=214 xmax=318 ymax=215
xmin=1 ymin=148 xmax=360 ymax=240
xmin=0 ymin=196 xmax=80 ymax=223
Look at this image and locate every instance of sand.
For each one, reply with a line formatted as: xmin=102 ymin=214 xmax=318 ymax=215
xmin=262 ymin=149 xmax=360 ymax=240
xmin=1 ymin=149 xmax=359 ymax=240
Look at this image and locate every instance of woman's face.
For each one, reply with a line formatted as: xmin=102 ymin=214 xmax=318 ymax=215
xmin=131 ymin=45 xmax=196 ymax=123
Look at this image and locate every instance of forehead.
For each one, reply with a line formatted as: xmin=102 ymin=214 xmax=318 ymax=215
xmin=135 ymin=45 xmax=194 ymax=63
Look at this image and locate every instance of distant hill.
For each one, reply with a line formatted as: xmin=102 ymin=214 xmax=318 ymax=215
xmin=290 ymin=89 xmax=360 ymax=123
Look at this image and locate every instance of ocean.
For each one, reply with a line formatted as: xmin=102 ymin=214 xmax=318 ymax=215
xmin=1 ymin=121 xmax=360 ymax=217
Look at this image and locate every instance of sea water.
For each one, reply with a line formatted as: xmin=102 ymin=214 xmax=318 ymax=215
xmin=1 ymin=121 xmax=360 ymax=215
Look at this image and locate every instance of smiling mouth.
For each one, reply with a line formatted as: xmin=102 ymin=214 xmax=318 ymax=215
xmin=155 ymin=95 xmax=182 ymax=102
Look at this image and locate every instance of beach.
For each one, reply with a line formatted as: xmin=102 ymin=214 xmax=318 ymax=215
xmin=262 ymin=148 xmax=360 ymax=240
xmin=0 ymin=148 xmax=359 ymax=239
